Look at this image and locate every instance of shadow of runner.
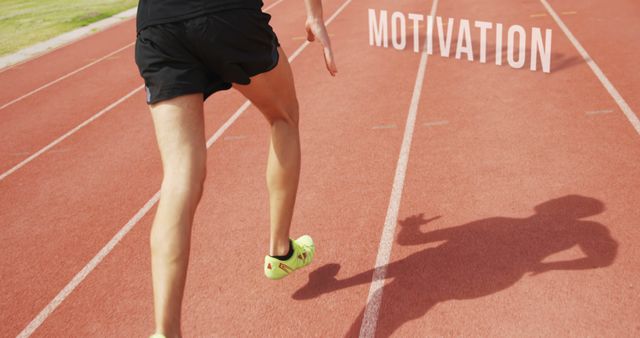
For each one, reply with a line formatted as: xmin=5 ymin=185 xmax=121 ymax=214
xmin=294 ymin=195 xmax=618 ymax=337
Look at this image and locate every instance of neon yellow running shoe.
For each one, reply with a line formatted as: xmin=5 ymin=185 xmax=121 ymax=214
xmin=264 ymin=235 xmax=315 ymax=280
xmin=149 ymin=334 xmax=166 ymax=338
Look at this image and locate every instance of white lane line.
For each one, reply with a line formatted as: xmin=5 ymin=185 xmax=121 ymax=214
xmin=424 ymin=120 xmax=449 ymax=127
xmin=0 ymin=85 xmax=144 ymax=182
xmin=585 ymin=109 xmax=613 ymax=115
xmin=359 ymin=0 xmax=439 ymax=337
xmin=16 ymin=190 xmax=161 ymax=338
xmin=16 ymin=0 xmax=352 ymax=336
xmin=0 ymin=42 xmax=135 ymax=111
xmin=539 ymin=0 xmax=640 ymax=135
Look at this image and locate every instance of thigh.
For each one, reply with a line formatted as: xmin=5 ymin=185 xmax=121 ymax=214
xmin=232 ymin=47 xmax=300 ymax=125
xmin=149 ymin=93 xmax=207 ymax=174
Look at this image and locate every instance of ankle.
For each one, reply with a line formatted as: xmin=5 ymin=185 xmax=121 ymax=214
xmin=270 ymin=239 xmax=292 ymax=257
xmin=154 ymin=331 xmax=179 ymax=338
xmin=155 ymin=324 xmax=181 ymax=338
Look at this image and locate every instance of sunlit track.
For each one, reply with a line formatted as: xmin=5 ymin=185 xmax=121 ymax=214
xmin=0 ymin=42 xmax=135 ymax=111
xmin=0 ymin=85 xmax=142 ymax=182
xmin=539 ymin=0 xmax=640 ymax=135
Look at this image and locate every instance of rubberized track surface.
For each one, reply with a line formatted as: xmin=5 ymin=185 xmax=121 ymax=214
xmin=1 ymin=0 xmax=639 ymax=336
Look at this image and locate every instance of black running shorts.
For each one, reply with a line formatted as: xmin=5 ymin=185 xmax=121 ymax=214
xmin=135 ymin=9 xmax=280 ymax=104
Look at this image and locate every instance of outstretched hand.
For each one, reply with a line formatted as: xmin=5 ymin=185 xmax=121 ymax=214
xmin=305 ymin=18 xmax=337 ymax=76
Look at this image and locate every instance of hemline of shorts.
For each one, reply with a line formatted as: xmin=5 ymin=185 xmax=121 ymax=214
xmin=147 ymin=83 xmax=230 ymax=105
xmin=146 ymin=43 xmax=280 ymax=105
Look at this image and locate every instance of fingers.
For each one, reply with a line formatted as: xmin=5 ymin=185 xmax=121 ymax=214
xmin=306 ymin=21 xmax=338 ymax=76
xmin=323 ymin=46 xmax=337 ymax=76
xmin=315 ymin=30 xmax=337 ymax=76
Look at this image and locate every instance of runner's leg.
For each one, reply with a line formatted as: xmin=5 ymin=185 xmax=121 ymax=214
xmin=148 ymin=93 xmax=207 ymax=337
xmin=233 ymin=47 xmax=300 ymax=257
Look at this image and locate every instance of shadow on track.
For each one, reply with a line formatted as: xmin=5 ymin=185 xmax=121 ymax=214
xmin=293 ymin=195 xmax=618 ymax=337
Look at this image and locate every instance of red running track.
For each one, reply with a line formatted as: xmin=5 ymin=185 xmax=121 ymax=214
xmin=1 ymin=0 xmax=639 ymax=336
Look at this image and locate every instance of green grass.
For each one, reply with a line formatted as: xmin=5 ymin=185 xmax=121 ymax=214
xmin=0 ymin=0 xmax=137 ymax=56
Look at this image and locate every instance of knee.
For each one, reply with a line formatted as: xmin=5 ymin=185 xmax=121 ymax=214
xmin=265 ymin=99 xmax=299 ymax=127
xmin=161 ymin=155 xmax=207 ymax=200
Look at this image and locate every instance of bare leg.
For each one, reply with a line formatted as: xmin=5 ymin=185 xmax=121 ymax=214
xmin=148 ymin=93 xmax=207 ymax=338
xmin=233 ymin=47 xmax=301 ymax=256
